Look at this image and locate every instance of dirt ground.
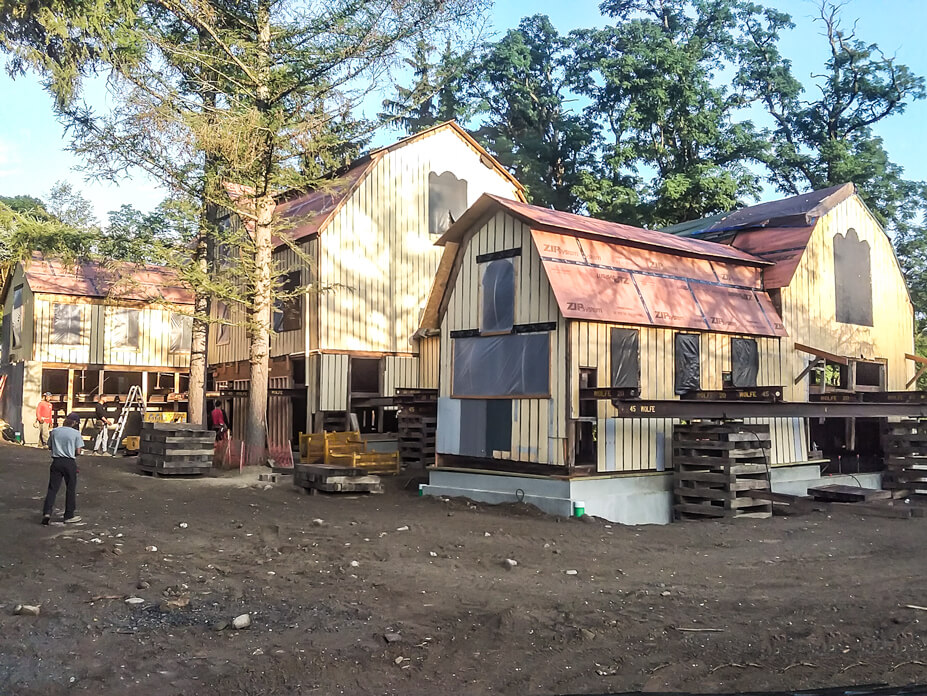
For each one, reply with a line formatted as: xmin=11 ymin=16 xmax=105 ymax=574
xmin=0 ymin=442 xmax=925 ymax=695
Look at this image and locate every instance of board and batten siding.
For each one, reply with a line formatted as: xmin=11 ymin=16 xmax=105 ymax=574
xmin=207 ymin=238 xmax=316 ymax=365
xmin=439 ymin=210 xmax=568 ymax=466
xmin=780 ymin=195 xmax=914 ymax=401
xmin=2 ymin=264 xmax=36 ymax=363
xmin=29 ymin=295 xmax=190 ymax=368
xmin=318 ymin=127 xmax=522 ymax=355
xmin=569 ymin=322 xmax=805 ymax=471
xmin=417 ymin=335 xmax=440 ymax=389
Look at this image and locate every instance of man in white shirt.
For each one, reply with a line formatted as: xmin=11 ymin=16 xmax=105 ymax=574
xmin=42 ymin=418 xmax=84 ymax=525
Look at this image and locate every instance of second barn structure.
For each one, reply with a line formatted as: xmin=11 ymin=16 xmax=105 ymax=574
xmin=418 ymin=186 xmax=917 ymax=524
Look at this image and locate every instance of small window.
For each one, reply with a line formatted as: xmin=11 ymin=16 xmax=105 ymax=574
xmin=111 ymin=308 xmax=140 ymax=349
xmin=834 ymin=229 xmax=873 ymax=326
xmin=855 ymin=361 xmax=884 ymax=389
xmin=674 ymin=333 xmax=700 ymax=395
xmin=610 ymin=328 xmax=640 ymax=388
xmin=730 ymin=337 xmax=759 ymax=388
xmin=273 ymin=271 xmax=302 ymax=332
xmin=428 ymin=171 xmax=468 ymax=235
xmin=216 ymin=302 xmax=230 ymax=345
xmin=481 ymin=258 xmax=515 ymax=333
xmin=11 ymin=285 xmax=23 ymax=349
xmin=52 ymin=304 xmax=82 ymax=345
xmin=170 ymin=313 xmax=193 ymax=353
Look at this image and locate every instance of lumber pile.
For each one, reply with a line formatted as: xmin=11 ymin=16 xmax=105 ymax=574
xmin=138 ymin=422 xmax=214 ymax=476
xmin=882 ymin=420 xmax=927 ymax=496
xmin=295 ymin=430 xmax=399 ymax=494
xmin=398 ymin=405 xmax=437 ymax=469
xmin=672 ymin=421 xmax=772 ymax=521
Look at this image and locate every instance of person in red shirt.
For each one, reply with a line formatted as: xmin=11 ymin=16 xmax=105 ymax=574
xmin=210 ymin=402 xmax=228 ymax=441
xmin=35 ymin=392 xmax=54 ymax=447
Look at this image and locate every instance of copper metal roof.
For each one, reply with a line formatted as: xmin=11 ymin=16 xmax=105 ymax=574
xmin=438 ymin=195 xmax=772 ymax=267
xmin=22 ymin=253 xmax=194 ymax=305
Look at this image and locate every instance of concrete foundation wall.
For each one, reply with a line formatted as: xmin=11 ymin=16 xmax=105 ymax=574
xmin=423 ymin=464 xmax=884 ymax=526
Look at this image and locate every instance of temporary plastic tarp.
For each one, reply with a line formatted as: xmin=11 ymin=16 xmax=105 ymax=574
xmin=532 ymin=229 xmax=787 ymax=338
xmin=452 ymin=333 xmax=550 ymax=398
xmin=610 ymin=328 xmax=640 ymax=388
xmin=674 ymin=333 xmax=701 ymax=394
xmin=731 ymin=337 xmax=759 ymax=388
xmin=481 ymin=258 xmax=515 ymax=333
xmin=52 ymin=303 xmax=81 ymax=345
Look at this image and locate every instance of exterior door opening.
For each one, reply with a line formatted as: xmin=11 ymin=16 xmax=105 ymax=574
xmin=576 ymin=368 xmax=597 ymax=466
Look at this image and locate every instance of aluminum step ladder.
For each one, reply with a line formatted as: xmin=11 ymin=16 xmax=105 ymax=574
xmin=110 ymin=385 xmax=146 ymax=455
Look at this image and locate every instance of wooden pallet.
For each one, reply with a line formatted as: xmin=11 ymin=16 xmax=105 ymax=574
xmin=673 ymin=421 xmax=772 ymax=520
xmin=398 ymin=407 xmax=437 ymax=468
xmin=881 ymin=420 xmax=927 ymax=495
xmin=808 ymin=484 xmax=892 ymax=503
xmin=137 ymin=422 xmax=213 ymax=476
xmin=293 ymin=464 xmax=384 ymax=494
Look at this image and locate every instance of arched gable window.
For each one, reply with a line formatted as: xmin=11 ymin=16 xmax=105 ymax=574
xmin=428 ymin=171 xmax=468 ymax=235
xmin=481 ymin=258 xmax=514 ymax=333
xmin=833 ymin=229 xmax=873 ymax=326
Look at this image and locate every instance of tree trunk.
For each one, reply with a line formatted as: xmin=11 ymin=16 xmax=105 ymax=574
xmin=187 ymin=228 xmax=209 ymax=425
xmin=245 ymin=194 xmax=274 ymax=465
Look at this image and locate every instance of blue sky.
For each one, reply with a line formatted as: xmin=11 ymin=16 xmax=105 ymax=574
xmin=0 ymin=0 xmax=924 ymax=222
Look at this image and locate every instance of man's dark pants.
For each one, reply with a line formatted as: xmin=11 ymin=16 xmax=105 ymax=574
xmin=43 ymin=457 xmax=77 ymax=519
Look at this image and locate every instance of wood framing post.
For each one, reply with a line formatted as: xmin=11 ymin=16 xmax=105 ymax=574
xmin=66 ymin=369 xmax=75 ymax=412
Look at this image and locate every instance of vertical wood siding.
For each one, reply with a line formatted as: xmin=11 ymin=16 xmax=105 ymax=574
xmin=383 ymin=355 xmax=419 ymax=397
xmin=779 ymin=195 xmax=915 ymax=401
xmin=318 ymin=353 xmax=349 ymax=411
xmin=418 ymin=335 xmax=440 ymax=389
xmin=207 ymin=238 xmax=316 ymax=365
xmin=29 ymin=295 xmax=190 ymax=368
xmin=2 ymin=264 xmax=35 ymax=363
xmin=569 ymin=321 xmax=804 ymax=471
xmin=439 ymin=211 xmax=567 ymax=465
xmin=319 ymin=128 xmax=522 ymax=355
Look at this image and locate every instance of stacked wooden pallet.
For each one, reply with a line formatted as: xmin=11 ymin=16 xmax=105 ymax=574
xmin=673 ymin=421 xmax=772 ymax=520
xmin=398 ymin=406 xmax=437 ymax=469
xmin=138 ymin=422 xmax=214 ymax=476
xmin=882 ymin=420 xmax=927 ymax=496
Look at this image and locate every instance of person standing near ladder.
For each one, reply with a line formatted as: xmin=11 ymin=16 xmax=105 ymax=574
xmin=92 ymin=393 xmax=111 ymax=455
xmin=41 ymin=417 xmax=83 ymax=525
xmin=35 ymin=392 xmax=53 ymax=446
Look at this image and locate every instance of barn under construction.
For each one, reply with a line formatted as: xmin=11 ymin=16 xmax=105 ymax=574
xmin=417 ymin=184 xmax=923 ymax=523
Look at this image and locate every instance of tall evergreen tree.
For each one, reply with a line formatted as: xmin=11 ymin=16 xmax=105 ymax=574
xmin=2 ymin=0 xmax=488 ymax=461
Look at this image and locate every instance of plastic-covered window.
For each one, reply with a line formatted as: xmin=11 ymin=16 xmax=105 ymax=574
xmin=481 ymin=258 xmax=514 ymax=333
xmin=674 ymin=333 xmax=700 ymax=395
xmin=428 ymin=171 xmax=468 ymax=235
xmin=610 ymin=328 xmax=640 ymax=388
xmin=833 ymin=229 xmax=873 ymax=326
xmin=11 ymin=285 xmax=23 ymax=348
xmin=730 ymin=338 xmax=758 ymax=388
xmin=453 ymin=333 xmax=549 ymax=397
xmin=170 ymin=313 xmax=193 ymax=353
xmin=52 ymin=304 xmax=81 ymax=345
xmin=216 ymin=302 xmax=230 ymax=345
xmin=111 ymin=308 xmax=140 ymax=349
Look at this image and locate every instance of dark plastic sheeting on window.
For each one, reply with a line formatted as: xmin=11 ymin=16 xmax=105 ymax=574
xmin=731 ymin=337 xmax=759 ymax=388
xmin=481 ymin=258 xmax=515 ymax=333
xmin=486 ymin=400 xmax=513 ymax=452
xmin=674 ymin=333 xmax=701 ymax=395
xmin=458 ymin=399 xmax=488 ymax=457
xmin=610 ymin=328 xmax=640 ymax=388
xmin=453 ymin=333 xmax=550 ymax=397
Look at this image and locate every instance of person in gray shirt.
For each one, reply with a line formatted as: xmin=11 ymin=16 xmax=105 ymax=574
xmin=42 ymin=418 xmax=84 ymax=525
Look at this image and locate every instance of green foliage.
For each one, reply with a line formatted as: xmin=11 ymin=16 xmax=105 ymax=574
xmin=379 ymin=39 xmax=474 ymax=134
xmin=470 ymin=15 xmax=598 ymax=213
xmin=571 ymin=0 xmax=768 ymax=227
